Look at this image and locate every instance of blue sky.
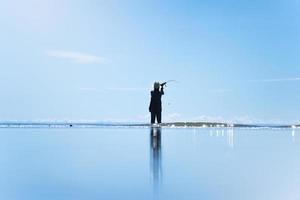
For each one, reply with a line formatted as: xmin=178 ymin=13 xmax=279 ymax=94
xmin=0 ymin=0 xmax=300 ymax=124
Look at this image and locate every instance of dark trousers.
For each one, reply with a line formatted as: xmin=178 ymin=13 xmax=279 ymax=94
xmin=151 ymin=112 xmax=162 ymax=124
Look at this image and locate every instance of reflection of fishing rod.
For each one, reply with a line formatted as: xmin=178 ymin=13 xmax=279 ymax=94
xmin=160 ymin=80 xmax=177 ymax=87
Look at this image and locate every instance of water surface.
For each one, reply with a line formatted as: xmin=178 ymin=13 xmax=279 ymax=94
xmin=0 ymin=128 xmax=299 ymax=200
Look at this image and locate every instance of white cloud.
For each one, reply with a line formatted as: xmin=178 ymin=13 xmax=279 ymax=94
xmin=209 ymin=89 xmax=232 ymax=94
xmin=47 ymin=50 xmax=106 ymax=64
xmin=188 ymin=115 xmax=288 ymax=125
xmin=190 ymin=115 xmax=226 ymax=123
xmin=249 ymin=77 xmax=300 ymax=83
xmin=105 ymin=87 xmax=148 ymax=91
xmin=163 ymin=113 xmax=182 ymax=122
xmin=78 ymin=86 xmax=149 ymax=93
xmin=79 ymin=87 xmax=98 ymax=91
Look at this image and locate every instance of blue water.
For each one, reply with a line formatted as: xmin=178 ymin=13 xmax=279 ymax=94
xmin=0 ymin=128 xmax=299 ymax=200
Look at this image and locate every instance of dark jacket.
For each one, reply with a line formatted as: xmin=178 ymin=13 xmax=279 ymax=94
xmin=149 ymin=88 xmax=164 ymax=113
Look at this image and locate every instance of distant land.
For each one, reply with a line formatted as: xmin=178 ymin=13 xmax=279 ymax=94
xmin=162 ymin=122 xmax=292 ymax=128
xmin=0 ymin=121 xmax=295 ymax=128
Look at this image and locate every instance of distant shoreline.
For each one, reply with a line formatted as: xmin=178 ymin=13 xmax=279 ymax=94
xmin=0 ymin=121 xmax=296 ymax=128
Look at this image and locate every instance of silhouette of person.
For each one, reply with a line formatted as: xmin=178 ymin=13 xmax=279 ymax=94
xmin=149 ymin=82 xmax=164 ymax=124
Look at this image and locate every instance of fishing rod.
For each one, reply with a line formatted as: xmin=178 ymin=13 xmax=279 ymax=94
xmin=160 ymin=80 xmax=177 ymax=87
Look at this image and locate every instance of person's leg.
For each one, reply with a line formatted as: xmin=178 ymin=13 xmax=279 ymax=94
xmin=151 ymin=112 xmax=155 ymax=124
xmin=157 ymin=112 xmax=162 ymax=123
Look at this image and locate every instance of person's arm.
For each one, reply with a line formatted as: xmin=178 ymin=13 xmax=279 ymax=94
xmin=160 ymin=86 xmax=164 ymax=95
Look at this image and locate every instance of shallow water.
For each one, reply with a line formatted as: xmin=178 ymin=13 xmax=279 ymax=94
xmin=0 ymin=128 xmax=299 ymax=200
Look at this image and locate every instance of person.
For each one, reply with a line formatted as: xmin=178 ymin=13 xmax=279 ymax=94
xmin=149 ymin=82 xmax=164 ymax=124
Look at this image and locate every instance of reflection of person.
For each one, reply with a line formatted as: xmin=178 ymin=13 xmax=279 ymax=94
xmin=150 ymin=127 xmax=162 ymax=193
xmin=149 ymin=82 xmax=164 ymax=124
